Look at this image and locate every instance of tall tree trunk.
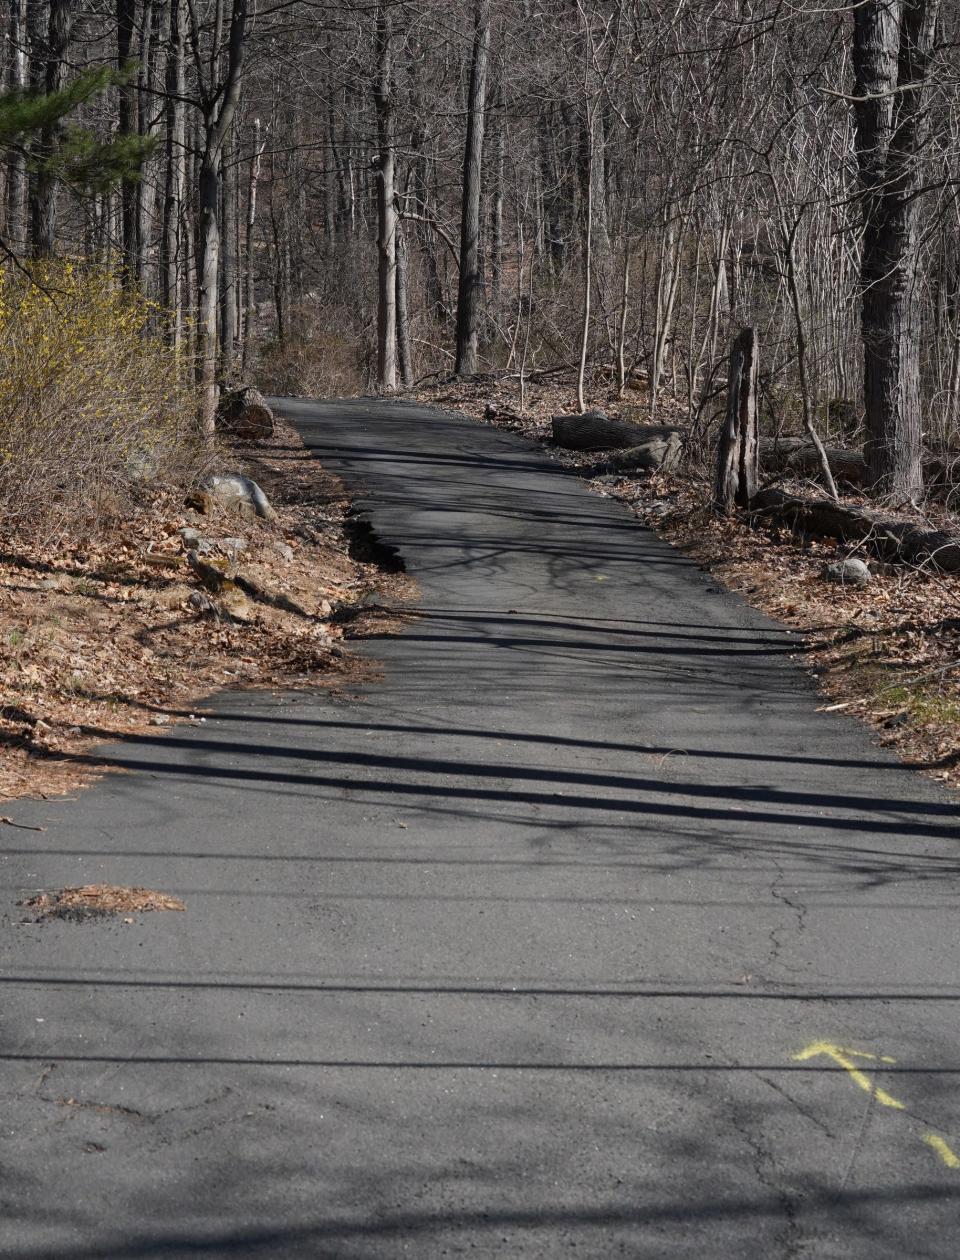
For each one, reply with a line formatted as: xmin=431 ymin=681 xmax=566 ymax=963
xmin=195 ymin=0 xmax=247 ymax=443
xmin=373 ymin=4 xmax=397 ymax=392
xmin=220 ymin=126 xmax=238 ymax=371
xmin=29 ymin=0 xmax=72 ymax=256
xmin=6 ymin=0 xmax=29 ymax=251
xmin=136 ymin=0 xmax=170 ymax=296
xmin=490 ymin=88 xmax=504 ymax=307
xmin=454 ymin=0 xmax=491 ymax=377
xmin=160 ymin=0 xmax=185 ymax=342
xmin=852 ymin=0 xmax=939 ymax=499
xmin=117 ymin=0 xmax=138 ymax=279
xmin=396 ymin=218 xmax=414 ymax=388
xmin=577 ymin=95 xmax=594 ymax=415
xmin=241 ymin=116 xmax=264 ymax=374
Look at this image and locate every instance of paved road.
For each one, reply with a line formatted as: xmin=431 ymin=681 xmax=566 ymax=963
xmin=3 ymin=399 xmax=959 ymax=1258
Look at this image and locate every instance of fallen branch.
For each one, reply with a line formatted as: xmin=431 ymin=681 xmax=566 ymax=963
xmin=1 ymin=815 xmax=46 ymax=831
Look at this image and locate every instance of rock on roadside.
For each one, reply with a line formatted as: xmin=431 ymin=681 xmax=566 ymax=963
xmin=824 ymin=558 xmax=872 ymax=587
xmin=193 ymin=473 xmax=277 ymax=521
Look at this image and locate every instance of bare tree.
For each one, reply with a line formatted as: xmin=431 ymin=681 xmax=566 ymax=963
xmin=852 ymin=0 xmax=942 ymax=499
xmin=454 ymin=0 xmax=491 ymax=377
xmin=373 ymin=2 xmax=397 ymax=391
xmin=187 ymin=0 xmax=248 ymax=440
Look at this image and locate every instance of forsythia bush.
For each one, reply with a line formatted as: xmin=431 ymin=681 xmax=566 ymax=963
xmin=0 ymin=261 xmax=200 ymax=534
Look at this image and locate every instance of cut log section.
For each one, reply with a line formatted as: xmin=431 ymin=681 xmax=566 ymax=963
xmin=552 ymin=411 xmax=684 ymax=452
xmin=759 ymin=437 xmax=868 ymax=486
xmin=587 ymin=433 xmax=683 ymax=476
xmin=751 ymin=488 xmax=960 ymax=573
xmin=218 ymin=386 xmax=274 ymax=439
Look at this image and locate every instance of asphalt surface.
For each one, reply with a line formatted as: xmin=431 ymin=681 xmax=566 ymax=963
xmin=2 ymin=397 xmax=960 ymax=1258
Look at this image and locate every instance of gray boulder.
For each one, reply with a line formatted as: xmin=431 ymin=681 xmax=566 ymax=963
xmin=824 ymin=558 xmax=871 ymax=587
xmin=198 ymin=473 xmax=276 ymax=521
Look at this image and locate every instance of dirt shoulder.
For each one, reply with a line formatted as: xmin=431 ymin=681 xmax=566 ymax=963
xmin=0 ymin=419 xmax=415 ymax=802
xmin=414 ymin=375 xmax=960 ymax=794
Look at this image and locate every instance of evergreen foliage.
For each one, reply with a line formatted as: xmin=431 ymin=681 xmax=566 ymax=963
xmin=0 ymin=66 xmax=154 ymax=193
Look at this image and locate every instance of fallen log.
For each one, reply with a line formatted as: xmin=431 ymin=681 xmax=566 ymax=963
xmin=759 ymin=437 xmax=868 ymax=486
xmin=586 ymin=432 xmax=683 ymax=476
xmin=751 ymin=488 xmax=960 ymax=573
xmin=218 ymin=385 xmax=274 ymax=439
xmin=552 ymin=411 xmax=684 ymax=452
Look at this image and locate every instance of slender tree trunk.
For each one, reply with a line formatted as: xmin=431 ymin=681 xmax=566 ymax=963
xmin=779 ymin=206 xmax=839 ymax=500
xmin=616 ymin=244 xmax=630 ymax=397
xmin=6 ymin=0 xmax=29 ymax=251
xmin=241 ymin=116 xmax=263 ymax=374
xmin=396 ymin=218 xmax=414 ymax=388
xmin=220 ymin=127 xmax=238 ymax=372
xmin=454 ymin=0 xmax=491 ymax=377
xmin=577 ymin=93 xmax=595 ymax=415
xmin=160 ymin=0 xmax=185 ymax=343
xmin=136 ymin=0 xmax=170 ymax=296
xmin=373 ymin=4 xmax=397 ymax=392
xmin=195 ymin=0 xmax=247 ymax=443
xmin=324 ymin=89 xmax=336 ymax=245
xmin=490 ymin=91 xmax=504 ymax=307
xmin=117 ymin=0 xmax=138 ymax=279
xmin=29 ymin=0 xmax=73 ymax=256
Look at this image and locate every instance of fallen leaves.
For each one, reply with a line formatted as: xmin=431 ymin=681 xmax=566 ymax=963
xmin=20 ymin=883 xmax=186 ymax=920
xmin=0 ymin=419 xmax=402 ymax=802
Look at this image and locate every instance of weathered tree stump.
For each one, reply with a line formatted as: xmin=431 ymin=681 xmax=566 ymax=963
xmin=715 ymin=328 xmax=758 ymax=514
xmin=218 ymin=386 xmax=274 ymax=439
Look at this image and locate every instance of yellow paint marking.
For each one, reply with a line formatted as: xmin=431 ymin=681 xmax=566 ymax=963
xmin=922 ymin=1135 xmax=960 ymax=1169
xmin=792 ymin=1041 xmax=905 ymax=1110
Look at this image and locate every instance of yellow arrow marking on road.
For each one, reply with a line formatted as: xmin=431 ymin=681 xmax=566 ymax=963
xmin=923 ymin=1134 xmax=960 ymax=1169
xmin=792 ymin=1041 xmax=905 ymax=1110
xmin=793 ymin=1042 xmax=960 ymax=1171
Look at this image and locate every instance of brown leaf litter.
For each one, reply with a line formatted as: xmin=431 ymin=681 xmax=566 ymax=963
xmin=0 ymin=417 xmax=417 ymax=802
xmin=19 ymin=883 xmax=186 ymax=922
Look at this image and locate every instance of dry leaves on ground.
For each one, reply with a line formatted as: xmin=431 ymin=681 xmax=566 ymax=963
xmin=0 ymin=419 xmax=415 ymax=801
xmin=19 ymin=883 xmax=186 ymax=921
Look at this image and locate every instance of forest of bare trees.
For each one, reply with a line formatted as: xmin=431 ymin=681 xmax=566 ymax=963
xmin=1 ymin=0 xmax=959 ymax=499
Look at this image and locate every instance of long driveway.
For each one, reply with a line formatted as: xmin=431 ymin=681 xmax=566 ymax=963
xmin=3 ymin=398 xmax=959 ymax=1257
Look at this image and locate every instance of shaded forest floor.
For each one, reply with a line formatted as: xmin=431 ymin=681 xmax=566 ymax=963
xmin=416 ymin=375 xmax=960 ymax=794
xmin=0 ymin=420 xmax=415 ymax=802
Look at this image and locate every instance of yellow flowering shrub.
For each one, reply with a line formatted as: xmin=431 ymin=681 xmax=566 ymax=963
xmin=0 ymin=261 xmax=201 ymax=535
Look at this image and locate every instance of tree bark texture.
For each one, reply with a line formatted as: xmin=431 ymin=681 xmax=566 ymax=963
xmin=6 ymin=0 xmax=29 ymax=249
xmin=396 ymin=219 xmax=414 ymax=388
xmin=714 ymin=328 xmax=758 ymax=514
xmin=160 ymin=0 xmax=186 ymax=343
xmin=195 ymin=0 xmax=248 ymax=442
xmin=454 ymin=0 xmax=491 ymax=377
xmin=29 ymin=0 xmax=73 ymax=256
xmin=373 ymin=4 xmax=397 ymax=392
xmin=852 ymin=0 xmax=940 ymax=499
